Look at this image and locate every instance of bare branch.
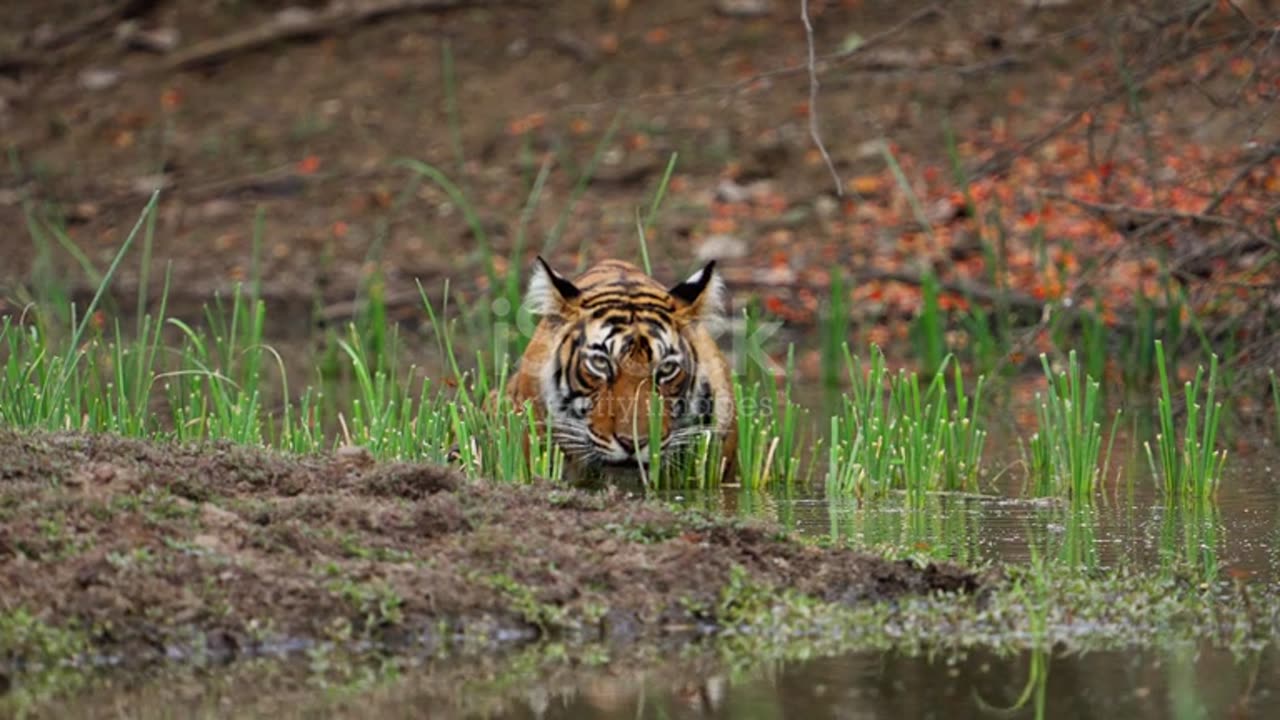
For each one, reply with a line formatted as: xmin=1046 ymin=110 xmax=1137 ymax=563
xmin=562 ymin=3 xmax=944 ymax=113
xmin=800 ymin=0 xmax=842 ymax=196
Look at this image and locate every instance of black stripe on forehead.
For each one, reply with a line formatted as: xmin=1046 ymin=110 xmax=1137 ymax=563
xmin=581 ymin=290 xmax=675 ymax=312
xmin=589 ymin=304 xmax=676 ymax=325
xmin=588 ymin=312 xmax=674 ymax=337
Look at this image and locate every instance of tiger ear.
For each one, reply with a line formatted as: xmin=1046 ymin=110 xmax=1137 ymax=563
xmin=669 ymin=261 xmax=725 ymax=325
xmin=526 ymin=256 xmax=581 ymax=316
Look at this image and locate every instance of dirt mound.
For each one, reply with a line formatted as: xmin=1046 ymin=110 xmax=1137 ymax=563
xmin=0 ymin=430 xmax=983 ymax=670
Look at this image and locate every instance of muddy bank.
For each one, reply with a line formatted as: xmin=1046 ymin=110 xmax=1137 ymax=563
xmin=0 ymin=430 xmax=983 ymax=672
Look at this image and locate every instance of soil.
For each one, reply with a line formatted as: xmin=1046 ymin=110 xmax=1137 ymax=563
xmin=0 ymin=429 xmax=983 ymax=672
xmin=3 ymin=0 xmax=1268 ymax=332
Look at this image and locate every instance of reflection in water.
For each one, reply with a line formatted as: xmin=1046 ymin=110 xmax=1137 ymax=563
xmin=662 ymin=440 xmax=1277 ymax=583
xmin=39 ymin=644 xmax=1276 ymax=719
xmin=830 ymin=493 xmax=985 ymax=565
xmin=488 ymin=646 xmax=1276 ymax=720
xmin=1158 ymin=499 xmax=1222 ymax=583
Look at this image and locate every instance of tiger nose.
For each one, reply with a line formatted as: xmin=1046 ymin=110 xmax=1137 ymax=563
xmin=615 ymin=435 xmax=636 ymax=454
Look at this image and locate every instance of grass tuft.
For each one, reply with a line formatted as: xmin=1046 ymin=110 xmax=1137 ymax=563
xmin=826 ymin=345 xmax=986 ymax=500
xmin=1027 ymin=351 xmax=1120 ymax=500
xmin=1143 ymin=340 xmax=1227 ymax=500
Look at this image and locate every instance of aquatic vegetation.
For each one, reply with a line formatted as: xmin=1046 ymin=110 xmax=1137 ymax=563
xmin=1144 ymin=341 xmax=1228 ymax=500
xmin=826 ymin=346 xmax=987 ymax=499
xmin=1027 ymin=351 xmax=1120 ymax=499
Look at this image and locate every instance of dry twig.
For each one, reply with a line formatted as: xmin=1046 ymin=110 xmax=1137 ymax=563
xmin=800 ymin=0 xmax=843 ymax=196
xmin=563 ymin=3 xmax=944 ymax=113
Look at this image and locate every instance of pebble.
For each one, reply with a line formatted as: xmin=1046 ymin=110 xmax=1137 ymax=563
xmin=78 ymin=67 xmax=121 ymax=91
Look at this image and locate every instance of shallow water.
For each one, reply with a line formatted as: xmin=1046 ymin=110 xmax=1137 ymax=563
xmin=664 ymin=433 xmax=1280 ymax=584
xmin=63 ymin=644 xmax=1276 ymax=718
xmin=478 ymin=645 xmax=1280 ymax=720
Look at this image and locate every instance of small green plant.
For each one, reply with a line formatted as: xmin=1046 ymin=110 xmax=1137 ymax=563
xmin=1027 ymin=351 xmax=1120 ymax=499
xmin=1077 ymin=308 xmax=1108 ymax=391
xmin=1144 ymin=341 xmax=1227 ymax=500
xmin=911 ymin=270 xmax=945 ymax=377
xmin=827 ymin=345 xmax=986 ymax=500
xmin=732 ymin=360 xmax=809 ymax=490
xmin=482 ymin=572 xmax=568 ymax=634
xmin=326 ymin=575 xmax=405 ymax=631
xmin=819 ymin=269 xmax=849 ymax=388
xmin=960 ymin=302 xmax=1004 ymax=377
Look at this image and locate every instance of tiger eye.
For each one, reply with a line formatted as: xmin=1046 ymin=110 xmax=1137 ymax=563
xmin=656 ymin=359 xmax=681 ymax=382
xmin=586 ymin=354 xmax=611 ymax=375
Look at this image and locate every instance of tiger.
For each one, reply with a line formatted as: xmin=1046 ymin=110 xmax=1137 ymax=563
xmin=505 ymin=257 xmax=737 ymax=482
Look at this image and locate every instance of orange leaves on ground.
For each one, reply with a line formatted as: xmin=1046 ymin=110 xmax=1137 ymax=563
xmin=846 ymin=175 xmax=883 ymax=196
xmin=1014 ymin=211 xmax=1042 ymax=232
xmin=331 ymin=221 xmax=349 ymax=239
xmin=506 ymin=112 xmax=547 ymax=136
xmin=297 ymin=155 xmax=321 ymax=175
xmin=1166 ymin=186 xmax=1204 ymax=214
xmin=597 ymin=33 xmax=620 ymax=54
xmin=683 ymin=49 xmax=1280 ymax=337
xmin=1030 ymin=278 xmax=1064 ymax=301
xmin=763 ymin=295 xmax=806 ymax=323
xmin=624 ymin=133 xmax=650 ymax=151
xmin=1229 ymin=57 xmax=1254 ymax=77
xmin=862 ymin=323 xmax=888 ymax=346
xmin=937 ymin=294 xmax=969 ymax=313
xmin=707 ymin=216 xmax=737 ymax=235
xmin=754 ymin=191 xmax=789 ymax=217
xmin=643 ymin=27 xmax=670 ymax=45
xmin=160 ymin=87 xmax=183 ymax=111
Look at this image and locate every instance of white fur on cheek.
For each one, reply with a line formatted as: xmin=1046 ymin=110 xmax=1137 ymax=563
xmin=539 ymin=342 xmax=565 ymax=421
xmin=539 ymin=330 xmax=587 ymax=435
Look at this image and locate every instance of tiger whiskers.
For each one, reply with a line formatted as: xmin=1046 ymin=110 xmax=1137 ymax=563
xmin=550 ymin=426 xmax=604 ymax=463
xmin=662 ymin=425 xmax=717 ymax=450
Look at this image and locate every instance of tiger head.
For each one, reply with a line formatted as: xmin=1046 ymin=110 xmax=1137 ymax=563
xmin=522 ymin=257 xmax=731 ymax=467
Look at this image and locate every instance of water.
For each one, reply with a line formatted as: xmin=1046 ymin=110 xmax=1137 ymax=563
xmin=664 ymin=436 xmax=1280 ymax=583
xmin=69 ymin=644 xmax=1276 ymax=718
xmin=475 ymin=645 xmax=1280 ymax=719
